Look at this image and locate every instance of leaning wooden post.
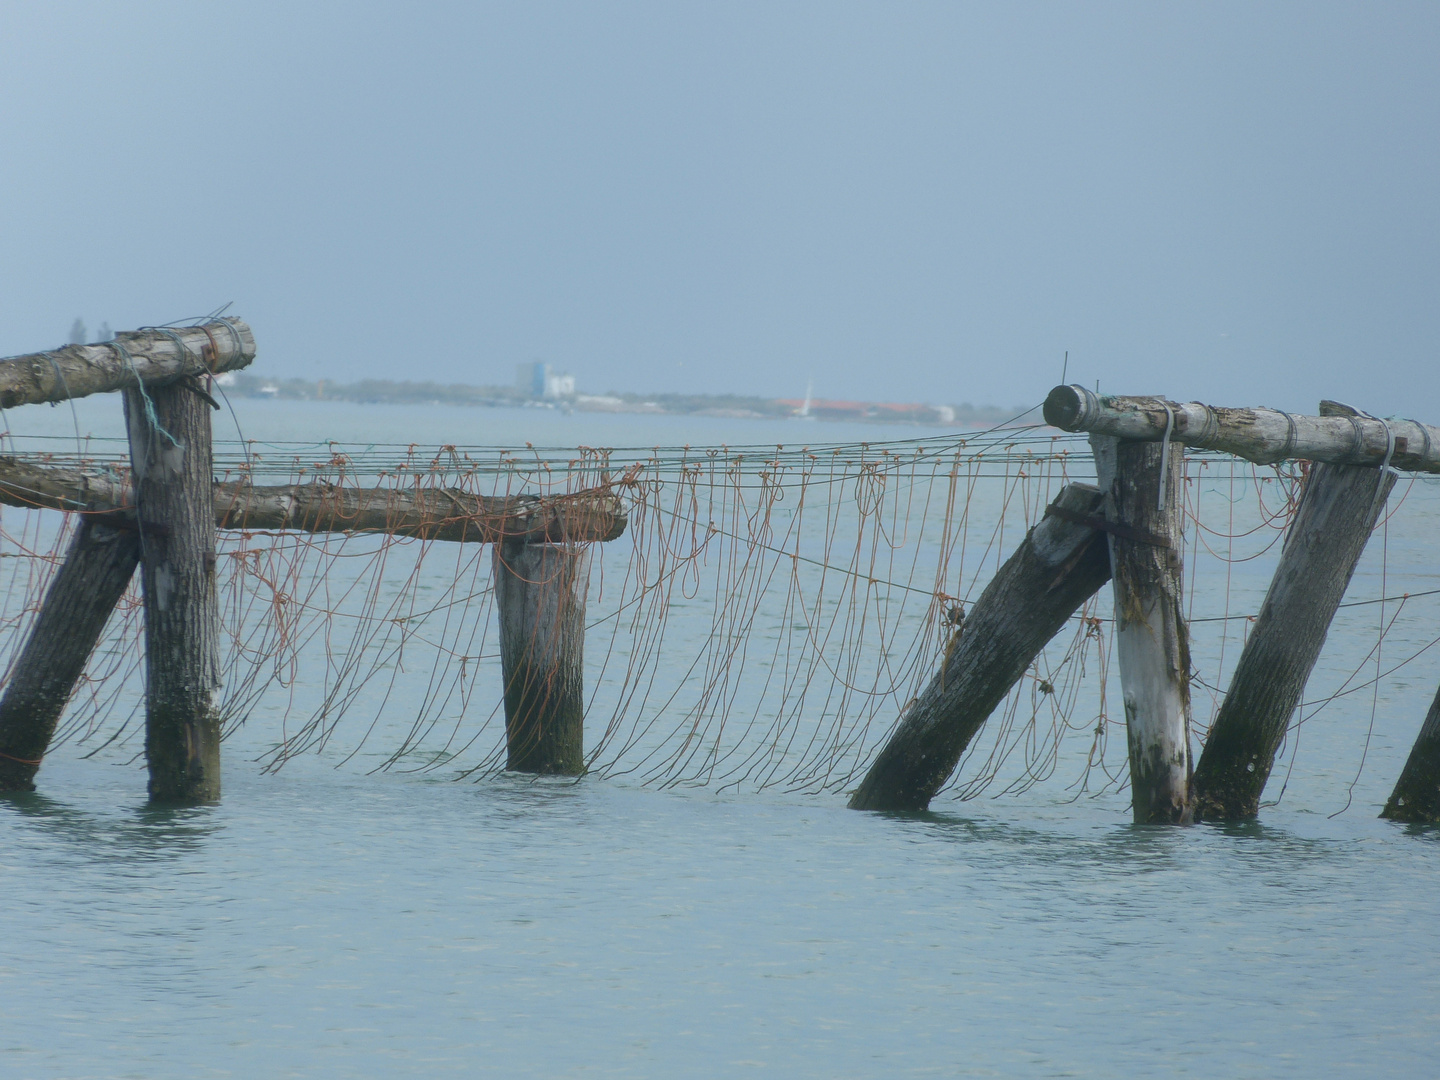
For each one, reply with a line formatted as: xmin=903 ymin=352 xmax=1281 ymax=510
xmin=848 ymin=483 xmax=1111 ymax=812
xmin=0 ymin=519 xmax=140 ymax=791
xmin=125 ymin=380 xmax=222 ymax=803
xmin=1381 ymin=684 xmax=1440 ymax=823
xmin=1091 ymin=434 xmax=1193 ymax=824
xmin=493 ymin=540 xmax=588 ymax=775
xmin=1191 ymin=461 xmax=1396 ymax=820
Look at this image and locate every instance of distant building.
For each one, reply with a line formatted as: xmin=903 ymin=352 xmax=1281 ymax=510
xmin=516 ymin=361 xmax=575 ymax=400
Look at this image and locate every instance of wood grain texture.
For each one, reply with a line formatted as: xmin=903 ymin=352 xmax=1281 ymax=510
xmin=1092 ymin=435 xmax=1192 ymax=824
xmin=1191 ymin=462 xmax=1396 ymax=820
xmin=493 ymin=541 xmax=589 ymax=775
xmin=848 ymin=483 xmax=1111 ymax=812
xmin=125 ymin=385 xmax=222 ymax=804
xmin=0 ymin=319 xmax=253 ymax=409
xmin=0 ymin=520 xmax=140 ymax=791
xmin=1381 ymin=685 xmax=1440 ymax=823
xmin=1045 ymin=385 xmax=1440 ymax=473
xmin=0 ymin=457 xmax=627 ymax=545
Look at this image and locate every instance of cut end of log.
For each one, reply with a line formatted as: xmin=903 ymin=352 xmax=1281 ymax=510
xmin=1043 ymin=384 xmax=1096 ymax=431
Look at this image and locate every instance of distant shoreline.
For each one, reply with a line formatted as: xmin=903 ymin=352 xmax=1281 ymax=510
xmin=216 ymin=373 xmax=1030 ymax=429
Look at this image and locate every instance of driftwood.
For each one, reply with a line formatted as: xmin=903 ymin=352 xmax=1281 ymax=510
xmin=0 ymin=457 xmax=627 ymax=544
xmin=1092 ymin=436 xmax=1192 ymax=824
xmin=848 ymin=483 xmax=1111 ymax=812
xmin=1191 ymin=459 xmax=1396 ymax=819
xmin=0 ymin=319 xmax=254 ymax=410
xmin=1381 ymin=684 xmax=1440 ymax=823
xmin=0 ymin=520 xmax=141 ymax=791
xmin=494 ymin=541 xmax=588 ymax=775
xmin=125 ymin=385 xmax=223 ymax=803
xmin=1044 ymin=385 xmax=1440 ymax=474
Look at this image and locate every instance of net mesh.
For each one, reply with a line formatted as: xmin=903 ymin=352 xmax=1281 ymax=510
xmin=1 ymin=424 xmax=1436 ymax=800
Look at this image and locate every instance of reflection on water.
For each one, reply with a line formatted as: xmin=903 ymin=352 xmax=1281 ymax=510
xmin=4 ymin=760 xmax=1438 ymax=1078
xmin=3 ymin=788 xmax=220 ymax=863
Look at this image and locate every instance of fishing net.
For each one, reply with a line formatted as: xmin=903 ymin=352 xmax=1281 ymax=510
xmin=1 ymin=422 xmax=1436 ymax=800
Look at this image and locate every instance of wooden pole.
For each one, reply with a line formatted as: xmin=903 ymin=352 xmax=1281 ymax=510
xmin=1381 ymin=684 xmax=1440 ymax=823
xmin=493 ymin=540 xmax=588 ymax=775
xmin=1091 ymin=435 xmax=1193 ymax=823
xmin=0 ymin=457 xmax=627 ymax=545
xmin=0 ymin=519 xmax=140 ymax=791
xmin=1191 ymin=461 xmax=1396 ymax=820
xmin=848 ymin=483 xmax=1111 ymax=812
xmin=1044 ymin=384 xmax=1440 ymax=474
xmin=125 ymin=381 xmax=222 ymax=803
xmin=0 ymin=319 xmax=254 ymax=409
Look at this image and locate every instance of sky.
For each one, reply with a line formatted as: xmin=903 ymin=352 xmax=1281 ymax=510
xmin=1 ymin=2 xmax=1436 ymax=416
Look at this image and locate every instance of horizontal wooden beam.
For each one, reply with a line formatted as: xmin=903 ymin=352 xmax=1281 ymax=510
xmin=1043 ymin=384 xmax=1440 ymax=474
xmin=0 ymin=319 xmax=254 ymax=409
xmin=0 ymin=457 xmax=626 ymax=544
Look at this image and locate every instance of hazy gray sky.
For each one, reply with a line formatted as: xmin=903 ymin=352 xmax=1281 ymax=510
xmin=3 ymin=2 xmax=1436 ymax=416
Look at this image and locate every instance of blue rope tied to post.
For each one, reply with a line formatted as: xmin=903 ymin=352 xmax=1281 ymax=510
xmin=110 ymin=339 xmax=180 ymax=448
xmin=143 ymin=317 xmax=255 ymax=472
xmin=40 ymin=350 xmax=85 ymax=459
xmin=146 ymin=327 xmax=196 ymax=369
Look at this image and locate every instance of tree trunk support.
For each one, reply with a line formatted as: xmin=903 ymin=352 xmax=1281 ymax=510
xmin=1092 ymin=435 xmax=1193 ymax=824
xmin=0 ymin=519 xmax=140 ymax=791
xmin=125 ymin=382 xmax=222 ymax=803
xmin=848 ymin=483 xmax=1112 ymax=812
xmin=1382 ymin=684 xmax=1440 ymax=823
xmin=1044 ymin=384 xmax=1440 ymax=474
xmin=0 ymin=319 xmax=253 ymax=410
xmin=1192 ymin=461 xmax=1396 ymax=820
xmin=493 ymin=540 xmax=588 ymax=775
xmin=0 ymin=456 xmax=627 ymax=545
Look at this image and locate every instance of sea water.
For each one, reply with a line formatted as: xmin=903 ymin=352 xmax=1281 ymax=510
xmin=2 ymin=397 xmax=1437 ymax=1078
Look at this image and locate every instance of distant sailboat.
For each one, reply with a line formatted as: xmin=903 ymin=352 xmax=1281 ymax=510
xmin=794 ymin=380 xmax=816 ymax=421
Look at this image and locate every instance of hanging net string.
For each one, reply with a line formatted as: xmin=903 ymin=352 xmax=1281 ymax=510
xmin=0 ymin=427 xmax=1436 ymax=801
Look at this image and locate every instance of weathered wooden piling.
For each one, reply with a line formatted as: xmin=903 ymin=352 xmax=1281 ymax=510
xmin=1191 ymin=460 xmax=1396 ymax=820
xmin=493 ymin=540 xmax=589 ymax=775
xmin=848 ymin=483 xmax=1111 ymax=812
xmin=0 ymin=519 xmax=140 ymax=791
xmin=1381 ymin=684 xmax=1440 ymax=823
xmin=1091 ymin=435 xmax=1192 ymax=824
xmin=125 ymin=381 xmax=223 ymax=803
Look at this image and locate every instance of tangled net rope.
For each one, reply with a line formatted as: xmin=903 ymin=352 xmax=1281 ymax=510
xmin=0 ymin=421 xmax=1436 ymax=800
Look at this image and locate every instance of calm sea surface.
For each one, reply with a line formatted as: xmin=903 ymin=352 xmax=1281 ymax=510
xmin=3 ymin=398 xmax=1438 ymax=1078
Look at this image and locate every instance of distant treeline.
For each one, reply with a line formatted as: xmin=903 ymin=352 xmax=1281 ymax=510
xmin=222 ymin=374 xmax=526 ymax=406
xmin=217 ymin=373 xmax=1026 ymax=427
